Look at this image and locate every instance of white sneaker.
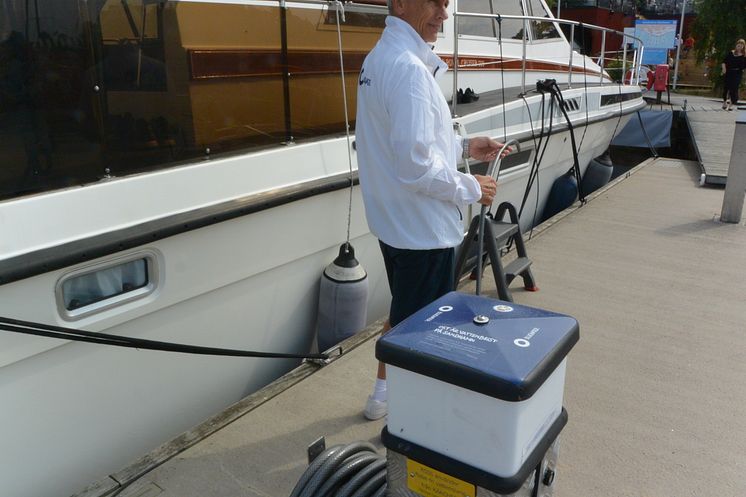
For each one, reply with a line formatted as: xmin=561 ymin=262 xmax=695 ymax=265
xmin=363 ymin=395 xmax=387 ymax=420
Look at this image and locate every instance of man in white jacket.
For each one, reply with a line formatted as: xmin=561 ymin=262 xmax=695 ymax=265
xmin=356 ymin=0 xmax=508 ymax=420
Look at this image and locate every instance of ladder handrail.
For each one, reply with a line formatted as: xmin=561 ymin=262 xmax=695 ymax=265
xmin=486 ymin=139 xmax=521 ymax=181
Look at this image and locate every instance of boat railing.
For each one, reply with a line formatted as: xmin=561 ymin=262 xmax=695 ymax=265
xmin=450 ymin=12 xmax=646 ymax=113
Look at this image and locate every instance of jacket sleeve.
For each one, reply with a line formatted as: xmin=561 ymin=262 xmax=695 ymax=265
xmin=386 ymin=64 xmax=481 ymax=205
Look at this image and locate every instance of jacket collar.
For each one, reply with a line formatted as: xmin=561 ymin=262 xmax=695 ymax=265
xmin=383 ymin=16 xmax=448 ymax=79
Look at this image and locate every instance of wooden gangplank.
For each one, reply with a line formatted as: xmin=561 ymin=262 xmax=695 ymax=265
xmin=685 ymin=98 xmax=741 ymax=185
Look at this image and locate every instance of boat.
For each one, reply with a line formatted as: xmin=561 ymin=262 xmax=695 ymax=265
xmin=0 ymin=0 xmax=644 ymax=495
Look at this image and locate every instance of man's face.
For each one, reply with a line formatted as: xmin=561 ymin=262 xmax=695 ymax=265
xmin=394 ymin=0 xmax=449 ymax=44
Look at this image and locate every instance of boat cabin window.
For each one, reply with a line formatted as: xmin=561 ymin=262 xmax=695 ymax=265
xmin=457 ymin=0 xmax=525 ymax=41
xmin=0 ymin=0 xmax=385 ymax=201
xmin=57 ymin=255 xmax=156 ymax=319
xmin=499 ymin=147 xmax=533 ymax=171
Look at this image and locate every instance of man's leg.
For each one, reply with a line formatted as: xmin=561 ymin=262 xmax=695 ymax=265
xmin=363 ymin=320 xmax=391 ymax=420
xmin=376 ymin=320 xmax=391 ymax=379
xmin=364 ymin=243 xmax=454 ymax=420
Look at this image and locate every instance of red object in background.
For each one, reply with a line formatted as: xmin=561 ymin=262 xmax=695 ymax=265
xmin=653 ymin=64 xmax=669 ymax=92
xmin=646 ymin=69 xmax=655 ymax=90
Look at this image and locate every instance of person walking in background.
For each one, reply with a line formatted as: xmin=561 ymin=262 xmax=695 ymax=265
xmin=355 ymin=0 xmax=509 ymax=420
xmin=683 ymin=35 xmax=694 ymax=59
xmin=721 ymin=39 xmax=745 ymax=111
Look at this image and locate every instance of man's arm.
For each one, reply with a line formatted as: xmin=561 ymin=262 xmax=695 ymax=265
xmin=387 ymin=67 xmax=482 ymax=205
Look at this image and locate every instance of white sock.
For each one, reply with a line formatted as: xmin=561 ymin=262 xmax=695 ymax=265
xmin=371 ymin=379 xmax=387 ymax=402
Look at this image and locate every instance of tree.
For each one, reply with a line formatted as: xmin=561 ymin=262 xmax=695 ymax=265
xmin=692 ymin=0 xmax=746 ymax=86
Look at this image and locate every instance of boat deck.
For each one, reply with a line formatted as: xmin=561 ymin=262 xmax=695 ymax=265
xmin=451 ymin=81 xmax=610 ymax=117
xmin=76 ymin=157 xmax=746 ymax=497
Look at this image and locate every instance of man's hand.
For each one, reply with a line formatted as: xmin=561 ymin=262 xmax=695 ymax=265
xmin=474 ymin=174 xmax=497 ymax=206
xmin=468 ymin=136 xmax=512 ymax=162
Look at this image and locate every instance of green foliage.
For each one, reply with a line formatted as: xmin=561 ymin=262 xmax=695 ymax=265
xmin=692 ymin=0 xmax=746 ymax=86
xmin=603 ymin=57 xmax=625 ymax=82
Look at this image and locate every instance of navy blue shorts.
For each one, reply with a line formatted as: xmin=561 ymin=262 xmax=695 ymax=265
xmin=379 ymin=241 xmax=455 ymax=327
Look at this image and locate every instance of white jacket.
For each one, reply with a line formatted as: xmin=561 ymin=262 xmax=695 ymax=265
xmin=356 ymin=16 xmax=481 ymax=250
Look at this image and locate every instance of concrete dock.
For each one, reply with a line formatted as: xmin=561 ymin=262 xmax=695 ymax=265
xmin=78 ymin=157 xmax=746 ymax=497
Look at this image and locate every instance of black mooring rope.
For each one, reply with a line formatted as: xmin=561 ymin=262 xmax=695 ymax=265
xmin=0 ymin=316 xmax=331 ymax=360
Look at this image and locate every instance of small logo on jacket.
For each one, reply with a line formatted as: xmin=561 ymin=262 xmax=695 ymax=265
xmin=358 ymin=68 xmax=371 ymax=86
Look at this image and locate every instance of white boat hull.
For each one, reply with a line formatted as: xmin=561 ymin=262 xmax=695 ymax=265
xmin=0 ymin=181 xmax=390 ymax=497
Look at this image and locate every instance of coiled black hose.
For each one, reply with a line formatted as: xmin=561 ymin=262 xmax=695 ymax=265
xmin=289 ymin=442 xmax=387 ymax=497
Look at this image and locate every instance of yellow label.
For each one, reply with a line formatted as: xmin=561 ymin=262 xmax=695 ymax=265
xmin=406 ymin=458 xmax=476 ymax=497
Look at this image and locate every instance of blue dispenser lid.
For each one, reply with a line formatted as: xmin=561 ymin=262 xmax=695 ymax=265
xmin=376 ymin=292 xmax=579 ymax=401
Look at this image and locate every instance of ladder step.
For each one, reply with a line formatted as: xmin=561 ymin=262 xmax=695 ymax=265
xmin=488 ymin=220 xmax=519 ymax=242
xmin=453 ymin=202 xmax=538 ymax=301
xmin=504 ymin=257 xmax=532 ymax=280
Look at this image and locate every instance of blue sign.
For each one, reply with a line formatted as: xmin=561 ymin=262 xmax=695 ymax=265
xmin=642 ymin=48 xmax=669 ymax=65
xmin=635 ymin=20 xmax=678 ymax=50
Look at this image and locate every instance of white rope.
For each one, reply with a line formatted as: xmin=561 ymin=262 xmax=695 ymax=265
xmin=333 ymin=0 xmax=355 ymax=247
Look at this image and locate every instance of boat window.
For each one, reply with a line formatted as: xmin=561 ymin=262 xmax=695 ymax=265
xmin=524 ymin=0 xmax=561 ymax=40
xmin=322 ymin=6 xmax=386 ymax=29
xmin=0 ymin=0 xmax=384 ymax=202
xmin=457 ymin=0 xmax=525 ymax=41
xmin=499 ymin=147 xmax=533 ymax=171
xmin=467 ymin=146 xmax=533 ymax=175
xmin=100 ymin=0 xmax=166 ymax=91
xmin=57 ymin=255 xmax=157 ymax=319
xmin=285 ymin=4 xmax=382 ymax=140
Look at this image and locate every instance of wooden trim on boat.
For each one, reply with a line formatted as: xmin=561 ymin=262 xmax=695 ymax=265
xmin=0 ymin=172 xmax=359 ymax=286
xmin=440 ymin=55 xmax=603 ymax=78
xmin=188 ymin=50 xmax=603 ymax=80
xmin=189 ymin=49 xmax=368 ymax=79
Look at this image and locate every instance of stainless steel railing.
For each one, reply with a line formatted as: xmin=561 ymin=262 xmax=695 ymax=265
xmin=450 ymin=12 xmax=646 ymax=114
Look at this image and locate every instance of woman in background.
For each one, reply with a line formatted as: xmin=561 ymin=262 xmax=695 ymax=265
xmin=722 ymin=39 xmax=745 ymax=111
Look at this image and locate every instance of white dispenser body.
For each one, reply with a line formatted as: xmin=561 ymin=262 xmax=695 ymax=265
xmin=386 ymin=359 xmax=566 ymax=477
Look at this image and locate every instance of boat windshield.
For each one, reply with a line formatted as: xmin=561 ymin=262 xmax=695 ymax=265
xmin=523 ymin=0 xmax=560 ymax=40
xmin=456 ymin=0 xmax=561 ymax=41
xmin=458 ymin=0 xmax=525 ymax=40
